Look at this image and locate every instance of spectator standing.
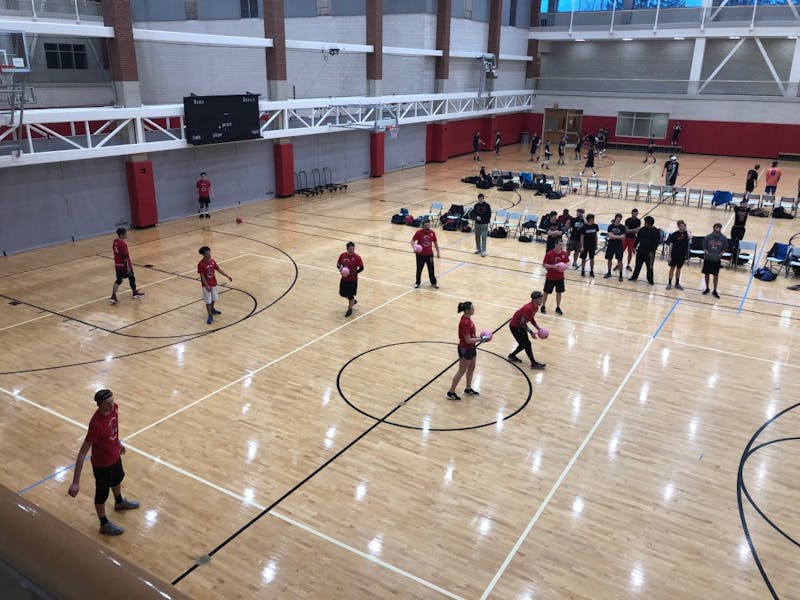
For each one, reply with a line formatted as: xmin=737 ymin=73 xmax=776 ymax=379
xmin=744 ymin=164 xmax=760 ymax=200
xmin=764 ymin=161 xmax=782 ymax=195
xmin=665 ymin=220 xmax=690 ymax=290
xmin=603 ymin=213 xmax=626 ymax=281
xmin=472 ymin=193 xmax=492 ymax=257
xmin=702 ymin=224 xmax=727 ymax=299
xmin=629 ymin=216 xmax=661 ymax=285
xmin=623 ymin=208 xmax=641 ymax=272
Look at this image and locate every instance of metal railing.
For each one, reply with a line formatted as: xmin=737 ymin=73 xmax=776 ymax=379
xmin=0 ymin=0 xmax=102 ymax=23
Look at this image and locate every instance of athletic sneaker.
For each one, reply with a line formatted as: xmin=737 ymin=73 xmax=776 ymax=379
xmin=628 ymin=277 xmax=638 ymax=282
xmin=109 ymin=296 xmax=118 ymax=305
xmin=212 ymin=309 xmax=221 ymax=315
xmin=665 ymin=283 xmax=672 ymax=290
xmin=712 ymin=291 xmax=720 ymax=299
xmin=345 ymin=308 xmax=353 ymax=317
xmin=540 ymin=306 xmax=546 ymax=314
xmin=603 ymin=272 xmax=612 ymax=279
xmin=702 ymin=288 xmax=710 ymax=295
xmin=589 ymin=271 xmax=595 ymax=278
xmin=199 ymin=214 xmax=204 ymax=219
xmin=433 ymin=284 xmax=439 ymax=289
xmin=475 ymin=250 xmax=481 ymax=254
xmin=464 ymin=388 xmax=480 ymax=395
xmin=446 ymin=391 xmax=461 ymax=401
xmin=555 ymin=307 xmax=563 ymax=316
xmin=675 ymin=283 xmax=684 ymax=290
xmin=206 ymin=315 xmax=213 ymax=325
xmin=100 ymin=521 xmax=124 ymax=536
xmin=414 ymin=283 xmax=421 ymax=288
xmin=580 ymin=270 xmax=585 ymax=277
xmin=114 ymin=498 xmax=140 ymax=511
xmin=507 ymin=354 xmax=523 ymax=363
xmin=531 ymin=362 xmax=546 ymax=370
xmin=618 ymin=274 xmax=623 ymax=282
xmin=132 ymin=291 xmax=145 ymax=299
xmin=205 ymin=214 xmax=211 ymax=218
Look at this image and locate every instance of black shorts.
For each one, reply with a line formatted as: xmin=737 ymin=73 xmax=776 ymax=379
xmin=458 ymin=346 xmax=477 ymax=360
xmin=198 ymin=196 xmax=210 ymax=206
xmin=115 ymin=268 xmax=133 ymax=284
xmin=730 ymin=225 xmax=746 ymax=241
xmin=605 ymin=244 xmax=623 ymax=261
xmin=93 ymin=459 xmax=124 ymax=504
xmin=668 ymin=254 xmax=686 ymax=267
xmin=544 ymin=278 xmax=565 ymax=294
xmin=580 ymin=246 xmax=596 ymax=260
xmin=339 ymin=280 xmax=357 ymax=299
xmin=567 ymin=239 xmax=581 ymax=252
xmin=702 ymin=259 xmax=721 ymax=275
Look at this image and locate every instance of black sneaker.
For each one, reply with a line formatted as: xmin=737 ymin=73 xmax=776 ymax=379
xmin=540 ymin=306 xmax=546 ymax=314
xmin=531 ymin=362 xmax=547 ymax=370
xmin=345 ymin=308 xmax=353 ymax=317
xmin=618 ymin=274 xmax=623 ymax=282
xmin=555 ymin=307 xmax=563 ymax=316
xmin=464 ymin=388 xmax=480 ymax=395
xmin=603 ymin=273 xmax=612 ymax=279
xmin=702 ymin=288 xmax=710 ymax=295
xmin=507 ymin=354 xmax=523 ymax=363
xmin=446 ymin=391 xmax=461 ymax=401
xmin=712 ymin=290 xmax=720 ymax=298
xmin=580 ymin=270 xmax=585 ymax=277
xmin=414 ymin=283 xmax=421 ymax=288
xmin=628 ymin=277 xmax=638 ymax=281
xmin=589 ymin=271 xmax=595 ymax=277
xmin=626 ymin=266 xmax=632 ymax=272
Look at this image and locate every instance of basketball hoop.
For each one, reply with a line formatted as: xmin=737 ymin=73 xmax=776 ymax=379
xmin=386 ymin=125 xmax=399 ymax=139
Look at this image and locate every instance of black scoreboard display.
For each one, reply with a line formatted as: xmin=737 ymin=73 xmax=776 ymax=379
xmin=183 ymin=94 xmax=261 ymax=145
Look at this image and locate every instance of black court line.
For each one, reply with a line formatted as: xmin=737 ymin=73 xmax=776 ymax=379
xmin=171 ymin=321 xmax=519 ymax=586
xmin=737 ymin=400 xmax=800 ymax=600
xmin=681 ymin=156 xmax=720 ymax=188
xmin=0 ymin=239 xmax=298 ymax=375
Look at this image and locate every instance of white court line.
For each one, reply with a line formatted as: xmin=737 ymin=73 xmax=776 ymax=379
xmin=0 ymin=385 xmax=462 ymax=600
xmin=0 ymin=254 xmax=249 ymax=334
xmin=124 ymin=287 xmax=416 ymax=441
xmin=567 ymin=196 xmax=589 ymax=211
xmin=479 ymin=333 xmax=658 ymax=599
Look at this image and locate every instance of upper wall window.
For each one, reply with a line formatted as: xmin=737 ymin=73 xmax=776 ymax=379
xmin=616 ymin=111 xmax=668 ymax=139
xmin=241 ymin=0 xmax=259 ymax=17
xmin=44 ymin=43 xmax=87 ymax=70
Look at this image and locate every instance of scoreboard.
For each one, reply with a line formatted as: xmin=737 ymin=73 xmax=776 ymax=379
xmin=183 ymin=94 xmax=261 ymax=146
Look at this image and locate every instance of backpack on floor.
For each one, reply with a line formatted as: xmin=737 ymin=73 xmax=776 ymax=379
xmin=404 ymin=215 xmax=414 ymax=225
xmin=489 ymin=227 xmax=508 ymax=238
xmin=518 ymin=235 xmax=532 ymax=242
xmin=754 ymin=267 xmax=776 ymax=281
xmin=391 ymin=214 xmax=405 ymax=224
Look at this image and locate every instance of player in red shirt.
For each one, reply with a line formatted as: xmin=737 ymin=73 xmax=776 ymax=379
xmin=541 ymin=239 xmax=568 ymax=315
xmin=109 ymin=228 xmax=145 ymax=305
xmin=196 ymin=172 xmax=214 ymax=219
xmin=337 ymin=241 xmax=365 ymax=317
xmin=198 ymin=246 xmax=233 ymax=325
xmin=68 ymin=389 xmax=139 ymax=536
xmin=507 ymin=291 xmax=546 ymax=369
xmin=411 ymin=219 xmax=440 ymax=289
xmin=446 ymin=301 xmax=488 ymax=400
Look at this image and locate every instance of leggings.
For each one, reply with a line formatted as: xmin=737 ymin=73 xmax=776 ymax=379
xmin=509 ymin=325 xmax=535 ymax=364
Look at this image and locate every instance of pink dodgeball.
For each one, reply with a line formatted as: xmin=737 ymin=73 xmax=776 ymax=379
xmin=340 ymin=266 xmax=350 ymax=277
xmin=556 ymin=262 xmax=568 ymax=272
xmin=413 ymin=243 xmax=423 ymax=253
xmin=480 ymin=329 xmax=493 ymax=342
xmin=537 ymin=327 xmax=549 ymax=339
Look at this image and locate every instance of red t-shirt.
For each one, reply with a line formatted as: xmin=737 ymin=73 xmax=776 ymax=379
xmin=86 ymin=403 xmax=121 ymax=468
xmin=197 ymin=178 xmax=212 ymax=198
xmin=544 ymin=249 xmax=569 ymax=281
xmin=337 ymin=252 xmax=363 ymax=283
xmin=112 ymin=238 xmax=131 ymax=271
xmin=458 ymin=315 xmax=476 ymax=350
xmin=412 ymin=229 xmax=437 ymax=256
xmin=510 ymin=302 xmax=538 ymax=328
xmin=198 ymin=257 xmax=219 ymax=287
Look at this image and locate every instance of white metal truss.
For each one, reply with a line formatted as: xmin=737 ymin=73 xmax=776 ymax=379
xmin=0 ymin=90 xmax=533 ymax=168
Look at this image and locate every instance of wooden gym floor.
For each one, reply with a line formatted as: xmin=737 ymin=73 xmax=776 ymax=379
xmin=1 ymin=144 xmax=799 ymax=599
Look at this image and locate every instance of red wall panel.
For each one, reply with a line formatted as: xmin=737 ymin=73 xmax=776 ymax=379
xmin=125 ymin=160 xmax=158 ymax=228
xmin=273 ymin=141 xmax=294 ymax=197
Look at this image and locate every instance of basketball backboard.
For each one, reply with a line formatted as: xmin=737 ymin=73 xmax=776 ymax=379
xmin=0 ymin=31 xmax=30 ymax=73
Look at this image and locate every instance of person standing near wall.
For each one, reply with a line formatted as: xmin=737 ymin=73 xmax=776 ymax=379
xmin=196 ymin=172 xmax=214 ymax=219
xmin=529 ymin=133 xmax=541 ymax=162
xmin=643 ymin=136 xmax=656 ymax=164
xmin=494 ymin=130 xmax=501 ymax=156
xmin=472 ymin=193 xmax=491 ymax=257
xmin=473 ymin=130 xmax=486 ymax=160
xmin=764 ymin=161 xmax=782 ymax=195
xmin=557 ymin=135 xmax=566 ymax=165
xmin=744 ymin=164 xmax=760 ymax=200
xmin=671 ymin=122 xmax=682 ymax=146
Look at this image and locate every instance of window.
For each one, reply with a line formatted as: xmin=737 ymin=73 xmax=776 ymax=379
xmin=616 ymin=112 xmax=668 ymax=139
xmin=241 ymin=0 xmax=259 ymax=18
xmin=44 ymin=43 xmax=87 ymax=70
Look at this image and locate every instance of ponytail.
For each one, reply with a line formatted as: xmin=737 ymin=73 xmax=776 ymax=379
xmin=457 ymin=301 xmax=473 ymax=313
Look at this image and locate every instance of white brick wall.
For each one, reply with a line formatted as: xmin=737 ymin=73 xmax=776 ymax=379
xmin=499 ymin=26 xmax=529 ymax=56
xmin=446 ymin=58 xmax=483 ymax=93
xmin=450 ymin=18 xmax=489 ymax=53
xmin=382 ymin=56 xmax=435 ymax=95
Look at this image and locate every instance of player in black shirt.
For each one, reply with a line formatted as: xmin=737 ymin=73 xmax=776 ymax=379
xmin=730 ymin=198 xmax=750 ymax=265
xmin=604 ymin=213 xmax=626 ymax=281
xmin=744 ymin=164 xmax=760 ymax=200
xmin=580 ymin=214 xmax=599 ymax=277
xmin=623 ymin=209 xmax=641 ymax=272
xmin=568 ymin=208 xmax=586 ymax=268
xmin=665 ymin=220 xmax=690 ymax=290
xmin=557 ymin=136 xmax=566 ymax=165
xmin=629 ymin=216 xmax=661 ymax=284
xmin=643 ymin=136 xmax=656 ymax=164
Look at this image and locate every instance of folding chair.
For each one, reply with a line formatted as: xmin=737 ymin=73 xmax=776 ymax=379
xmin=422 ymin=202 xmax=444 ymax=225
xmin=780 ymin=197 xmax=798 ymax=217
xmin=558 ymin=176 xmax=570 ymax=193
xmin=586 ymin=178 xmax=599 ymax=197
xmin=760 ymin=194 xmax=775 ymax=210
xmin=702 ymin=190 xmax=715 ymax=208
xmin=687 ymin=188 xmax=702 ymax=207
xmin=492 ymin=209 xmax=510 ymax=230
xmin=610 ymin=181 xmax=622 ymax=198
xmin=520 ymin=213 xmax=539 ymax=238
xmin=764 ymin=242 xmax=792 ymax=277
xmin=736 ymin=241 xmax=757 ymax=272
xmin=624 ymin=182 xmax=638 ymax=201
xmin=570 ymin=176 xmax=583 ymax=195
xmin=638 ymin=184 xmax=652 ymax=203
xmin=726 ymin=193 xmax=745 ymax=211
xmin=789 ymin=246 xmax=800 ymax=277
xmin=544 ymin=174 xmax=555 ymax=188
xmin=506 ymin=211 xmax=523 ymax=238
xmin=649 ymin=185 xmax=663 ymax=203
xmin=672 ymin=187 xmax=687 ymax=205
xmin=597 ymin=180 xmax=609 ymax=197
xmin=688 ymin=236 xmax=705 ymax=265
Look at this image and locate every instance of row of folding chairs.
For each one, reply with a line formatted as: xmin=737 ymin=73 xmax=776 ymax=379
xmin=761 ymin=243 xmax=800 ymax=277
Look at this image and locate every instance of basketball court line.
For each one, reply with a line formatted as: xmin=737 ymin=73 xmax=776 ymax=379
xmin=739 ymin=219 xmax=775 ymax=314
xmin=0 ymin=254 xmax=249 ymax=334
xmin=479 ymin=298 xmax=682 ymax=599
xmin=0 ymin=384 xmax=463 ymax=600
